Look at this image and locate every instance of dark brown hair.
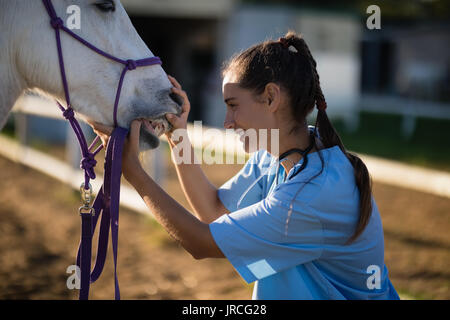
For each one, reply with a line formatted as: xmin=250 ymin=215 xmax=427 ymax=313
xmin=222 ymin=30 xmax=373 ymax=244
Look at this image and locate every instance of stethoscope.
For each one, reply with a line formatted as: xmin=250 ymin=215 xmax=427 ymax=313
xmin=236 ymin=130 xmax=316 ymax=209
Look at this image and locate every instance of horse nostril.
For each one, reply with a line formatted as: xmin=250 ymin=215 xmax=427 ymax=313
xmin=169 ymin=92 xmax=183 ymax=107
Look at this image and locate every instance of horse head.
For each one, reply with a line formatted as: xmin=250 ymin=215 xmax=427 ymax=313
xmin=3 ymin=0 xmax=182 ymax=149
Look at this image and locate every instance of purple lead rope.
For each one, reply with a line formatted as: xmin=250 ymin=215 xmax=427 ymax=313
xmin=42 ymin=0 xmax=162 ymax=300
xmin=77 ymin=127 xmax=128 ymax=300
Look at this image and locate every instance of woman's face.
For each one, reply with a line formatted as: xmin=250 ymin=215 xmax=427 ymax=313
xmin=222 ymin=72 xmax=276 ymax=153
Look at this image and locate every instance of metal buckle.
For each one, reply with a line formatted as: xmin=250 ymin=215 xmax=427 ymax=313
xmin=79 ymin=205 xmax=95 ymax=216
xmin=79 ymin=183 xmax=94 ymax=216
xmin=80 ymin=182 xmax=93 ymax=205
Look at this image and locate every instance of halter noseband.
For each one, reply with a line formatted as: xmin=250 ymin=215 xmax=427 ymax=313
xmin=42 ymin=0 xmax=163 ymax=300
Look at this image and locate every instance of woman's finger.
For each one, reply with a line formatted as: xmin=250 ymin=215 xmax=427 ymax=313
xmin=129 ymin=119 xmax=142 ymax=152
xmin=95 ymin=123 xmax=114 ymax=136
xmin=165 ymin=113 xmax=182 ymax=128
xmin=94 ymin=133 xmax=109 ymax=149
xmin=168 ymin=75 xmax=181 ymax=89
xmin=87 ymin=120 xmax=114 ymax=136
xmin=170 ymin=86 xmax=187 ymax=99
xmin=170 ymin=87 xmax=190 ymax=113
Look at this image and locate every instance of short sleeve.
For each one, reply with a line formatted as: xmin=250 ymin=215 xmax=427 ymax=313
xmin=217 ymin=150 xmax=266 ymax=212
xmin=210 ymin=184 xmax=323 ymax=284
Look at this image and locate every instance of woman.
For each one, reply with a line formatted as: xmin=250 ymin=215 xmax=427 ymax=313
xmin=90 ymin=31 xmax=399 ymax=300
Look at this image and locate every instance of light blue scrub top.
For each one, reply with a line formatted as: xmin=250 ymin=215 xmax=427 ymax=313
xmin=209 ymin=128 xmax=400 ymax=300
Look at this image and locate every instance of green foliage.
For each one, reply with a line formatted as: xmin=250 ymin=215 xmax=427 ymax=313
xmin=333 ymin=112 xmax=450 ymax=172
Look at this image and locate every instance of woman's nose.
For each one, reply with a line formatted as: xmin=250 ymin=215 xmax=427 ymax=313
xmin=223 ymin=111 xmax=235 ymax=129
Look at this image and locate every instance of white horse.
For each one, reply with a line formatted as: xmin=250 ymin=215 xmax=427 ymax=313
xmin=0 ymin=0 xmax=181 ymax=149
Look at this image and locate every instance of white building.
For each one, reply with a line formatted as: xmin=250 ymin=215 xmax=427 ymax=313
xmin=206 ymin=4 xmax=361 ymax=128
xmin=123 ymin=1 xmax=362 ymax=128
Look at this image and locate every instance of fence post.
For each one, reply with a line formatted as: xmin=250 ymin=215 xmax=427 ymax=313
xmin=401 ymin=114 xmax=416 ymax=140
xmin=65 ymin=122 xmax=82 ymax=181
xmin=15 ymin=112 xmax=28 ymax=146
xmin=14 ymin=112 xmax=29 ymax=161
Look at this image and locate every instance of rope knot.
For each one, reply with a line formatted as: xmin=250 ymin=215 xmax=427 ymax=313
xmin=80 ymin=153 xmax=97 ymax=179
xmin=50 ymin=17 xmax=64 ymax=29
xmin=126 ymin=59 xmax=137 ymax=70
xmin=62 ymin=107 xmax=75 ymax=120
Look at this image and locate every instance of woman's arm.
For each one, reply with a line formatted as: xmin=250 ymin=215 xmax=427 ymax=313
xmin=127 ymin=165 xmax=224 ymax=260
xmin=167 ymin=137 xmax=229 ymax=223
xmin=165 ymin=76 xmax=229 ymax=223
xmin=89 ymin=119 xmax=225 ymax=259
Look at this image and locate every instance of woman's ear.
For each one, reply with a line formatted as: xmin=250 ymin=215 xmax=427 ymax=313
xmin=265 ymin=82 xmax=281 ymax=112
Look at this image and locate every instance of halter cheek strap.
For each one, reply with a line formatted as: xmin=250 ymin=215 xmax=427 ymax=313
xmin=42 ymin=0 xmax=163 ymax=300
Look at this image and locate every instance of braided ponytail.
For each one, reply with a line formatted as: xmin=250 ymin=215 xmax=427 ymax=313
xmin=285 ymin=32 xmax=373 ymax=244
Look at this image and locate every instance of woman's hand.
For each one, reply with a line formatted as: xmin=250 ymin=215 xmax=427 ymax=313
xmin=165 ymin=75 xmax=191 ymax=142
xmin=87 ymin=119 xmax=144 ymax=182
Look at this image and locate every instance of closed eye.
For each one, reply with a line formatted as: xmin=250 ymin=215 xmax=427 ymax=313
xmin=94 ymin=0 xmax=115 ymax=12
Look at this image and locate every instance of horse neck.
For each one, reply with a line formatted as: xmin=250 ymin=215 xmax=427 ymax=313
xmin=0 ymin=0 xmax=31 ymax=130
xmin=0 ymin=62 xmax=27 ymax=130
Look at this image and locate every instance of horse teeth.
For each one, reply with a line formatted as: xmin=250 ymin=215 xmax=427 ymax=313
xmin=144 ymin=118 xmax=169 ymax=136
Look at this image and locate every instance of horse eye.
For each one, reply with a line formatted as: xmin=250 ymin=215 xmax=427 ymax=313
xmin=95 ymin=0 xmax=115 ymax=12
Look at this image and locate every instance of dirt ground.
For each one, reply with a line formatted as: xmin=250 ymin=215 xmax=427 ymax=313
xmin=0 ymin=153 xmax=449 ymax=300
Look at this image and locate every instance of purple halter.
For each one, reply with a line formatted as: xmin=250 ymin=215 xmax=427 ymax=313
xmin=42 ymin=0 xmax=162 ymax=300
